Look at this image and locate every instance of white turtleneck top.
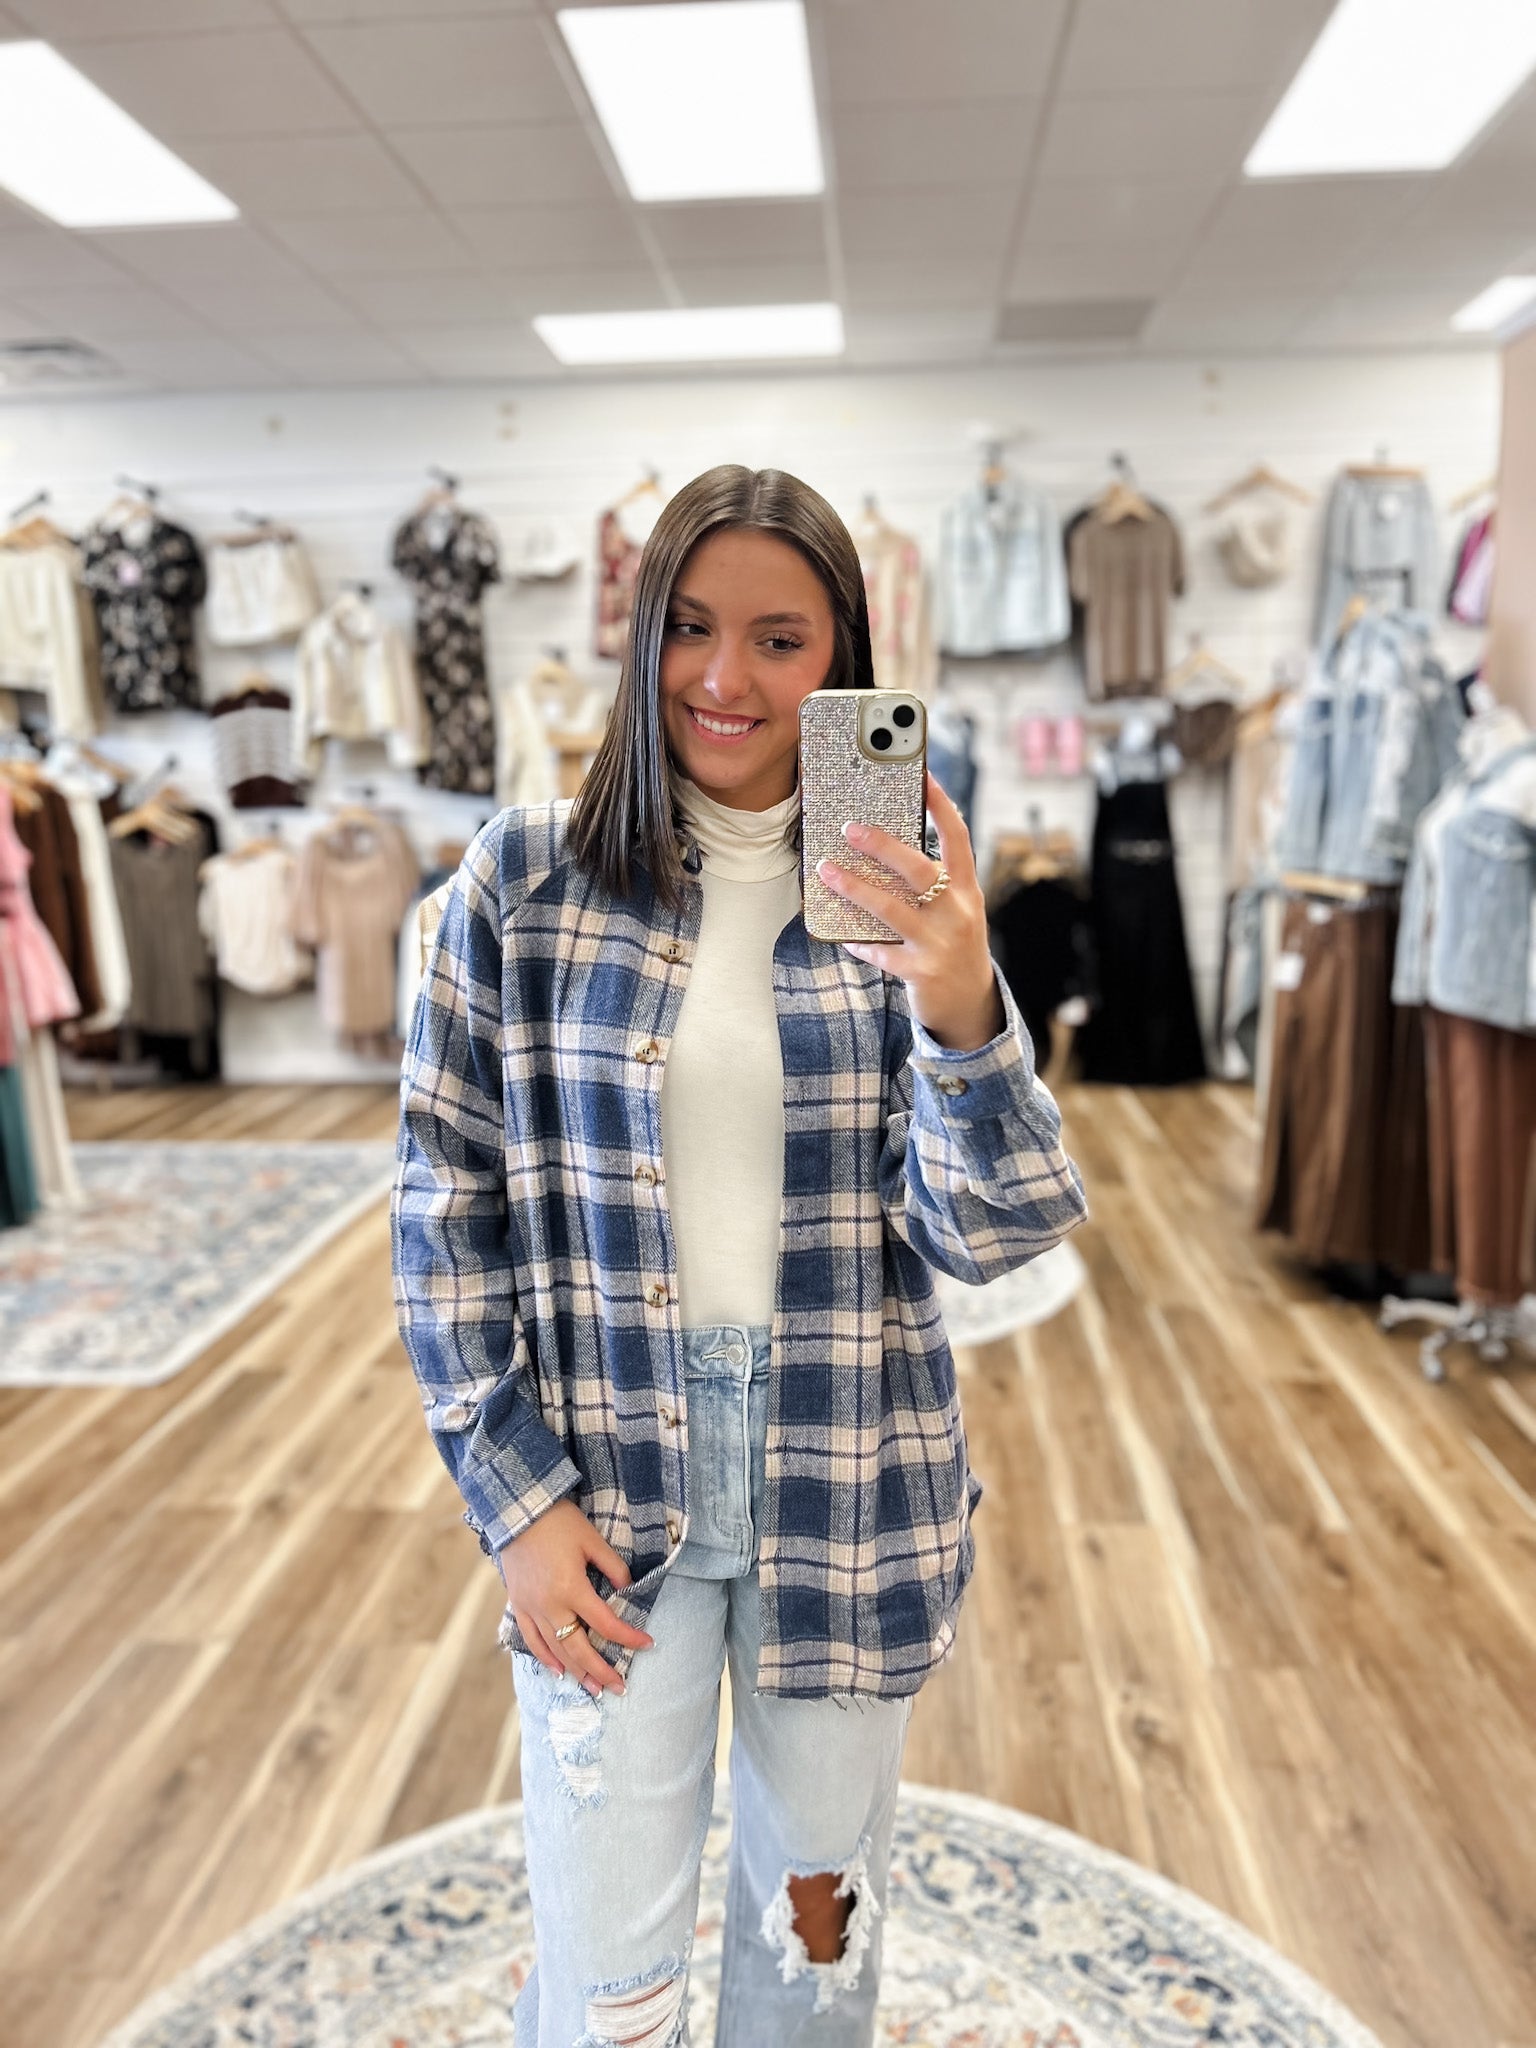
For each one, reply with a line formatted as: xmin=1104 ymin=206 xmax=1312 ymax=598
xmin=660 ymin=774 xmax=803 ymax=1329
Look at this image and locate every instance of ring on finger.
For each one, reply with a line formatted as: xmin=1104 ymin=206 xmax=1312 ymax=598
xmin=554 ymin=1618 xmax=585 ymax=1641
xmin=913 ymin=864 xmax=950 ymax=907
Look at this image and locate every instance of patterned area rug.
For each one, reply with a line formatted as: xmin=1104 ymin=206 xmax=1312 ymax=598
xmin=99 ymin=1783 xmax=1383 ymax=2048
xmin=0 ymin=1142 xmax=397 ymax=1388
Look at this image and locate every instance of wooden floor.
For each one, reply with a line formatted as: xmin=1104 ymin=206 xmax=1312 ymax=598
xmin=2 ymin=1081 xmax=1535 ymax=2048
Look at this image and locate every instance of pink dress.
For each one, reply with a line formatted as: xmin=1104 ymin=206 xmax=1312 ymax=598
xmin=0 ymin=782 xmax=81 ymax=1036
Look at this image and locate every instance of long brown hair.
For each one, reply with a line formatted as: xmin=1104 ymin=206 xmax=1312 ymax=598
xmin=566 ymin=463 xmax=875 ymax=910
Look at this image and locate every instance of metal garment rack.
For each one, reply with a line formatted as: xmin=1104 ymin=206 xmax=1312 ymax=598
xmin=1378 ymin=1295 xmax=1536 ymax=1384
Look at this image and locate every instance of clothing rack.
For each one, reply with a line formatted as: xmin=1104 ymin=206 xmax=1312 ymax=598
xmin=1378 ymin=1295 xmax=1536 ymax=1384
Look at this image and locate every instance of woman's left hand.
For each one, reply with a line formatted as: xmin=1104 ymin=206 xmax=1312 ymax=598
xmin=817 ymin=769 xmax=1006 ymax=1052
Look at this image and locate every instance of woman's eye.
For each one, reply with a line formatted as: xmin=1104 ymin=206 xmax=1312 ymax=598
xmin=766 ymin=635 xmax=803 ymax=654
xmin=667 ymin=618 xmax=707 ymax=638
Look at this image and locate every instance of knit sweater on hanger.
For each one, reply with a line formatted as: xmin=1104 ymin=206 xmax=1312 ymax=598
xmin=660 ymin=772 xmax=802 ymax=1330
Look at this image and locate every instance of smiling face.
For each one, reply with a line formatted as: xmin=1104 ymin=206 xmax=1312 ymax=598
xmin=659 ymin=525 xmax=836 ymax=812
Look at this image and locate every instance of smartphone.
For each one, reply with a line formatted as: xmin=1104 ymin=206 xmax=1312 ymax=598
xmin=799 ymin=687 xmax=928 ymax=944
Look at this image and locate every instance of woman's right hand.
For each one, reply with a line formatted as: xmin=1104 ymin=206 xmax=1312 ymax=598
xmin=499 ymin=1498 xmax=656 ymax=1696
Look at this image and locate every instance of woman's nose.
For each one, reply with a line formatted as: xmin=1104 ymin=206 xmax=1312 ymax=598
xmin=702 ymin=644 xmax=753 ymax=703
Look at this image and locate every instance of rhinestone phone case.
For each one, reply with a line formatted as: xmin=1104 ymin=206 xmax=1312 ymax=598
xmin=799 ymin=688 xmax=927 ymax=943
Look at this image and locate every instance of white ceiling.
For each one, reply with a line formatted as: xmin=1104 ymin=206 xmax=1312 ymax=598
xmin=0 ymin=0 xmax=1525 ymax=391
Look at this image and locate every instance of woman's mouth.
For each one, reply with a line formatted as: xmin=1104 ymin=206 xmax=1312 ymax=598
xmin=687 ymin=705 xmax=764 ymax=743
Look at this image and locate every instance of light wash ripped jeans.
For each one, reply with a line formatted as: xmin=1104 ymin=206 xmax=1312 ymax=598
xmin=510 ymin=1321 xmax=915 ymax=2048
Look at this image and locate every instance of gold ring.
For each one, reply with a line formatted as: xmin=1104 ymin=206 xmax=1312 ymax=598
xmin=553 ymin=1619 xmax=584 ymax=1641
xmin=914 ymin=865 xmax=950 ymax=906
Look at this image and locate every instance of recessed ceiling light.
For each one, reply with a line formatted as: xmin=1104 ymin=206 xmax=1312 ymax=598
xmin=1452 ymin=275 xmax=1536 ymax=334
xmin=557 ymin=1 xmax=823 ymax=202
xmin=533 ymin=302 xmax=843 ymax=365
xmin=1246 ymin=0 xmax=1536 ymax=177
xmin=0 ymin=42 xmax=236 ymax=228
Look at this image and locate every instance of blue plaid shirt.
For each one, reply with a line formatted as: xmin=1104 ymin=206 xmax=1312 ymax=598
xmin=392 ymin=799 xmax=1087 ymax=1700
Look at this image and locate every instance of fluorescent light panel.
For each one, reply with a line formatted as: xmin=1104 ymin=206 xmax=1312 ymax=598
xmin=1246 ymin=0 xmax=1536 ymax=177
xmin=1453 ymin=275 xmax=1536 ymax=333
xmin=534 ymin=302 xmax=843 ymax=364
xmin=0 ymin=42 xmax=236 ymax=228
xmin=558 ymin=0 xmax=823 ymax=202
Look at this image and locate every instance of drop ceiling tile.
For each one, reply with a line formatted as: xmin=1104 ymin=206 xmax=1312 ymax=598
xmin=1060 ymin=0 xmax=1333 ymax=96
xmin=105 ymin=333 xmax=290 ymax=386
xmin=495 ymin=265 xmax=669 ymax=313
xmin=825 ymin=0 xmax=1068 ymax=106
xmin=842 ymin=251 xmax=1000 ymax=309
xmin=297 ymin=17 xmax=569 ymax=126
xmin=452 ymin=202 xmax=650 ymax=270
xmin=267 ymin=209 xmax=473 ymax=273
xmin=93 ymin=222 xmax=313 ymax=289
xmin=58 ymin=29 xmax=358 ymax=138
xmin=0 ymin=300 xmax=57 ymax=339
xmin=1038 ymin=91 xmax=1264 ymax=183
xmin=11 ymin=0 xmax=278 ymax=29
xmin=1292 ymin=288 xmax=1473 ymax=349
xmin=389 ymin=121 xmax=614 ymax=209
xmin=251 ymin=327 xmax=423 ymax=379
xmin=280 ymin=0 xmax=532 ymax=16
xmin=1021 ymin=178 xmax=1217 ymax=250
xmin=837 ymin=183 xmax=1016 ymax=259
xmin=3 ymin=281 xmax=213 ymax=340
xmin=170 ymin=275 xmax=362 ymax=331
xmin=1141 ymin=290 xmax=1320 ymax=349
xmin=841 ymin=306 xmax=993 ymax=357
xmin=670 ymin=260 xmax=832 ymax=307
xmin=1348 ymin=226 xmax=1536 ymax=292
xmin=177 ymin=133 xmax=426 ymax=216
xmin=1007 ymin=240 xmax=1189 ymax=300
xmin=1461 ymin=76 xmax=1536 ymax=167
xmin=336 ymin=269 xmax=532 ymax=323
xmin=644 ymin=201 xmax=826 ymax=268
xmin=0 ymin=230 xmax=136 ymax=290
xmin=1178 ymin=178 xmax=1429 ymax=291
xmin=385 ymin=324 xmax=552 ymax=379
xmin=833 ymin=99 xmax=1041 ymax=189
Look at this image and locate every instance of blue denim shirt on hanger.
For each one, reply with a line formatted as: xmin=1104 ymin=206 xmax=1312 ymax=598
xmin=1394 ymin=737 xmax=1536 ymax=1032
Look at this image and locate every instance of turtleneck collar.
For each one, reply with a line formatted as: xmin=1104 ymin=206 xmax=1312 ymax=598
xmin=672 ymin=771 xmax=801 ymax=881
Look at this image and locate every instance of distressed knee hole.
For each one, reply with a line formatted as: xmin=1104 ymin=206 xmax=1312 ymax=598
xmin=761 ymin=1831 xmax=882 ymax=2015
xmin=577 ymin=1954 xmax=689 ymax=2046
xmin=545 ymin=1684 xmax=608 ymax=1810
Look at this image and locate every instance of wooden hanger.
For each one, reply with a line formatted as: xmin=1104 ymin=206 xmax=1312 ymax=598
xmin=1164 ymin=635 xmax=1247 ymax=698
xmin=0 ymin=759 xmax=44 ymax=814
xmin=1203 ymin=463 xmax=1314 ymax=514
xmin=616 ymin=468 xmax=663 ymax=507
xmin=108 ymin=788 xmax=201 ymax=845
xmin=1334 ymin=592 xmax=1374 ymax=638
xmin=1449 ymin=475 xmax=1497 ymax=513
xmin=1344 ymin=451 xmax=1421 ymax=479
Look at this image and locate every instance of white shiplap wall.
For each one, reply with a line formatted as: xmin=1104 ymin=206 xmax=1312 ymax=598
xmin=0 ymin=350 xmax=1500 ymax=1080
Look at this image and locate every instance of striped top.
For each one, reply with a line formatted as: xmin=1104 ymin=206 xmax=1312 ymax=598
xmin=392 ymin=797 xmax=1088 ymax=1701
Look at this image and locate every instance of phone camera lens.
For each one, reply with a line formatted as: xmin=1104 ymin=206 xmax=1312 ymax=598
xmin=870 ymin=727 xmax=892 ymax=751
xmin=892 ymin=704 xmax=915 ymax=727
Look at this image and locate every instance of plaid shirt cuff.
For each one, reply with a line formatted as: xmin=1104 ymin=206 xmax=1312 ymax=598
xmin=907 ymin=959 xmax=1040 ymax=1123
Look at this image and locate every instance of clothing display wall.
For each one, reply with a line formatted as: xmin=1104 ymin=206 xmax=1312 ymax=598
xmin=0 ymin=355 xmax=1497 ymax=1081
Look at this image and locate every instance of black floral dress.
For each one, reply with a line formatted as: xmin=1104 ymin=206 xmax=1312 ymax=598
xmin=390 ymin=505 xmax=502 ymax=794
xmin=81 ymin=514 xmax=207 ymax=713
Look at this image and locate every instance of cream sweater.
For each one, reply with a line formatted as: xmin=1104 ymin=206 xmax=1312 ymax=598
xmin=660 ymin=774 xmax=803 ymax=1330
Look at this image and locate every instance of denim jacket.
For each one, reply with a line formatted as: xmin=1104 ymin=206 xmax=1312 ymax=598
xmin=1393 ymin=737 xmax=1536 ymax=1032
xmin=937 ymin=477 xmax=1070 ymax=656
xmin=1274 ymin=613 xmax=1463 ymax=885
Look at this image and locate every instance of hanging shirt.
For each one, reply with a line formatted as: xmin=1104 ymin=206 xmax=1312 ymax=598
xmin=857 ymin=519 xmax=937 ymax=697
xmin=293 ymin=819 xmax=421 ymax=1037
xmin=198 ymin=846 xmax=311 ymax=998
xmin=1313 ymin=472 xmax=1438 ymax=650
xmin=1067 ymin=503 xmax=1185 ymax=701
xmin=292 ymin=593 xmax=428 ymax=777
xmin=0 ymin=543 xmax=99 ymax=739
xmin=81 ymin=511 xmax=206 ymax=713
xmin=206 ymin=530 xmax=321 ymax=646
xmin=659 ymin=774 xmax=803 ymax=1330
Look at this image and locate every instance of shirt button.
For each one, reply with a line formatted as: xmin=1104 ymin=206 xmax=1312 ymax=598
xmin=661 ymin=941 xmax=685 ymax=962
xmin=634 ymin=1039 xmax=660 ymax=1063
xmin=666 ymin=1516 xmax=680 ymax=1541
xmin=661 ymin=1407 xmax=678 ymax=1426
xmin=633 ymin=1162 xmax=659 ymax=1186
xmin=936 ymin=1075 xmax=969 ymax=1096
xmin=645 ymin=1282 xmax=669 ymax=1308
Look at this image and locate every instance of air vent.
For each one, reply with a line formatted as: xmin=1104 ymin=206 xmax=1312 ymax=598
xmin=998 ymin=299 xmax=1153 ymax=344
xmin=0 ymin=338 xmax=119 ymax=387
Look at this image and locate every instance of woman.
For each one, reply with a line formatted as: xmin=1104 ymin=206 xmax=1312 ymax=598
xmin=392 ymin=465 xmax=1087 ymax=2046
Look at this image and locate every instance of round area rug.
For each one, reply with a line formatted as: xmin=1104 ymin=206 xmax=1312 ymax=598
xmin=99 ymin=1783 xmax=1382 ymax=2048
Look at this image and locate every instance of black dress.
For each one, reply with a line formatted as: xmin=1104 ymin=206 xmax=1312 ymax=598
xmin=391 ymin=504 xmax=502 ymax=795
xmin=1076 ymin=777 xmax=1207 ymax=1086
xmin=988 ymin=873 xmax=1098 ymax=1069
